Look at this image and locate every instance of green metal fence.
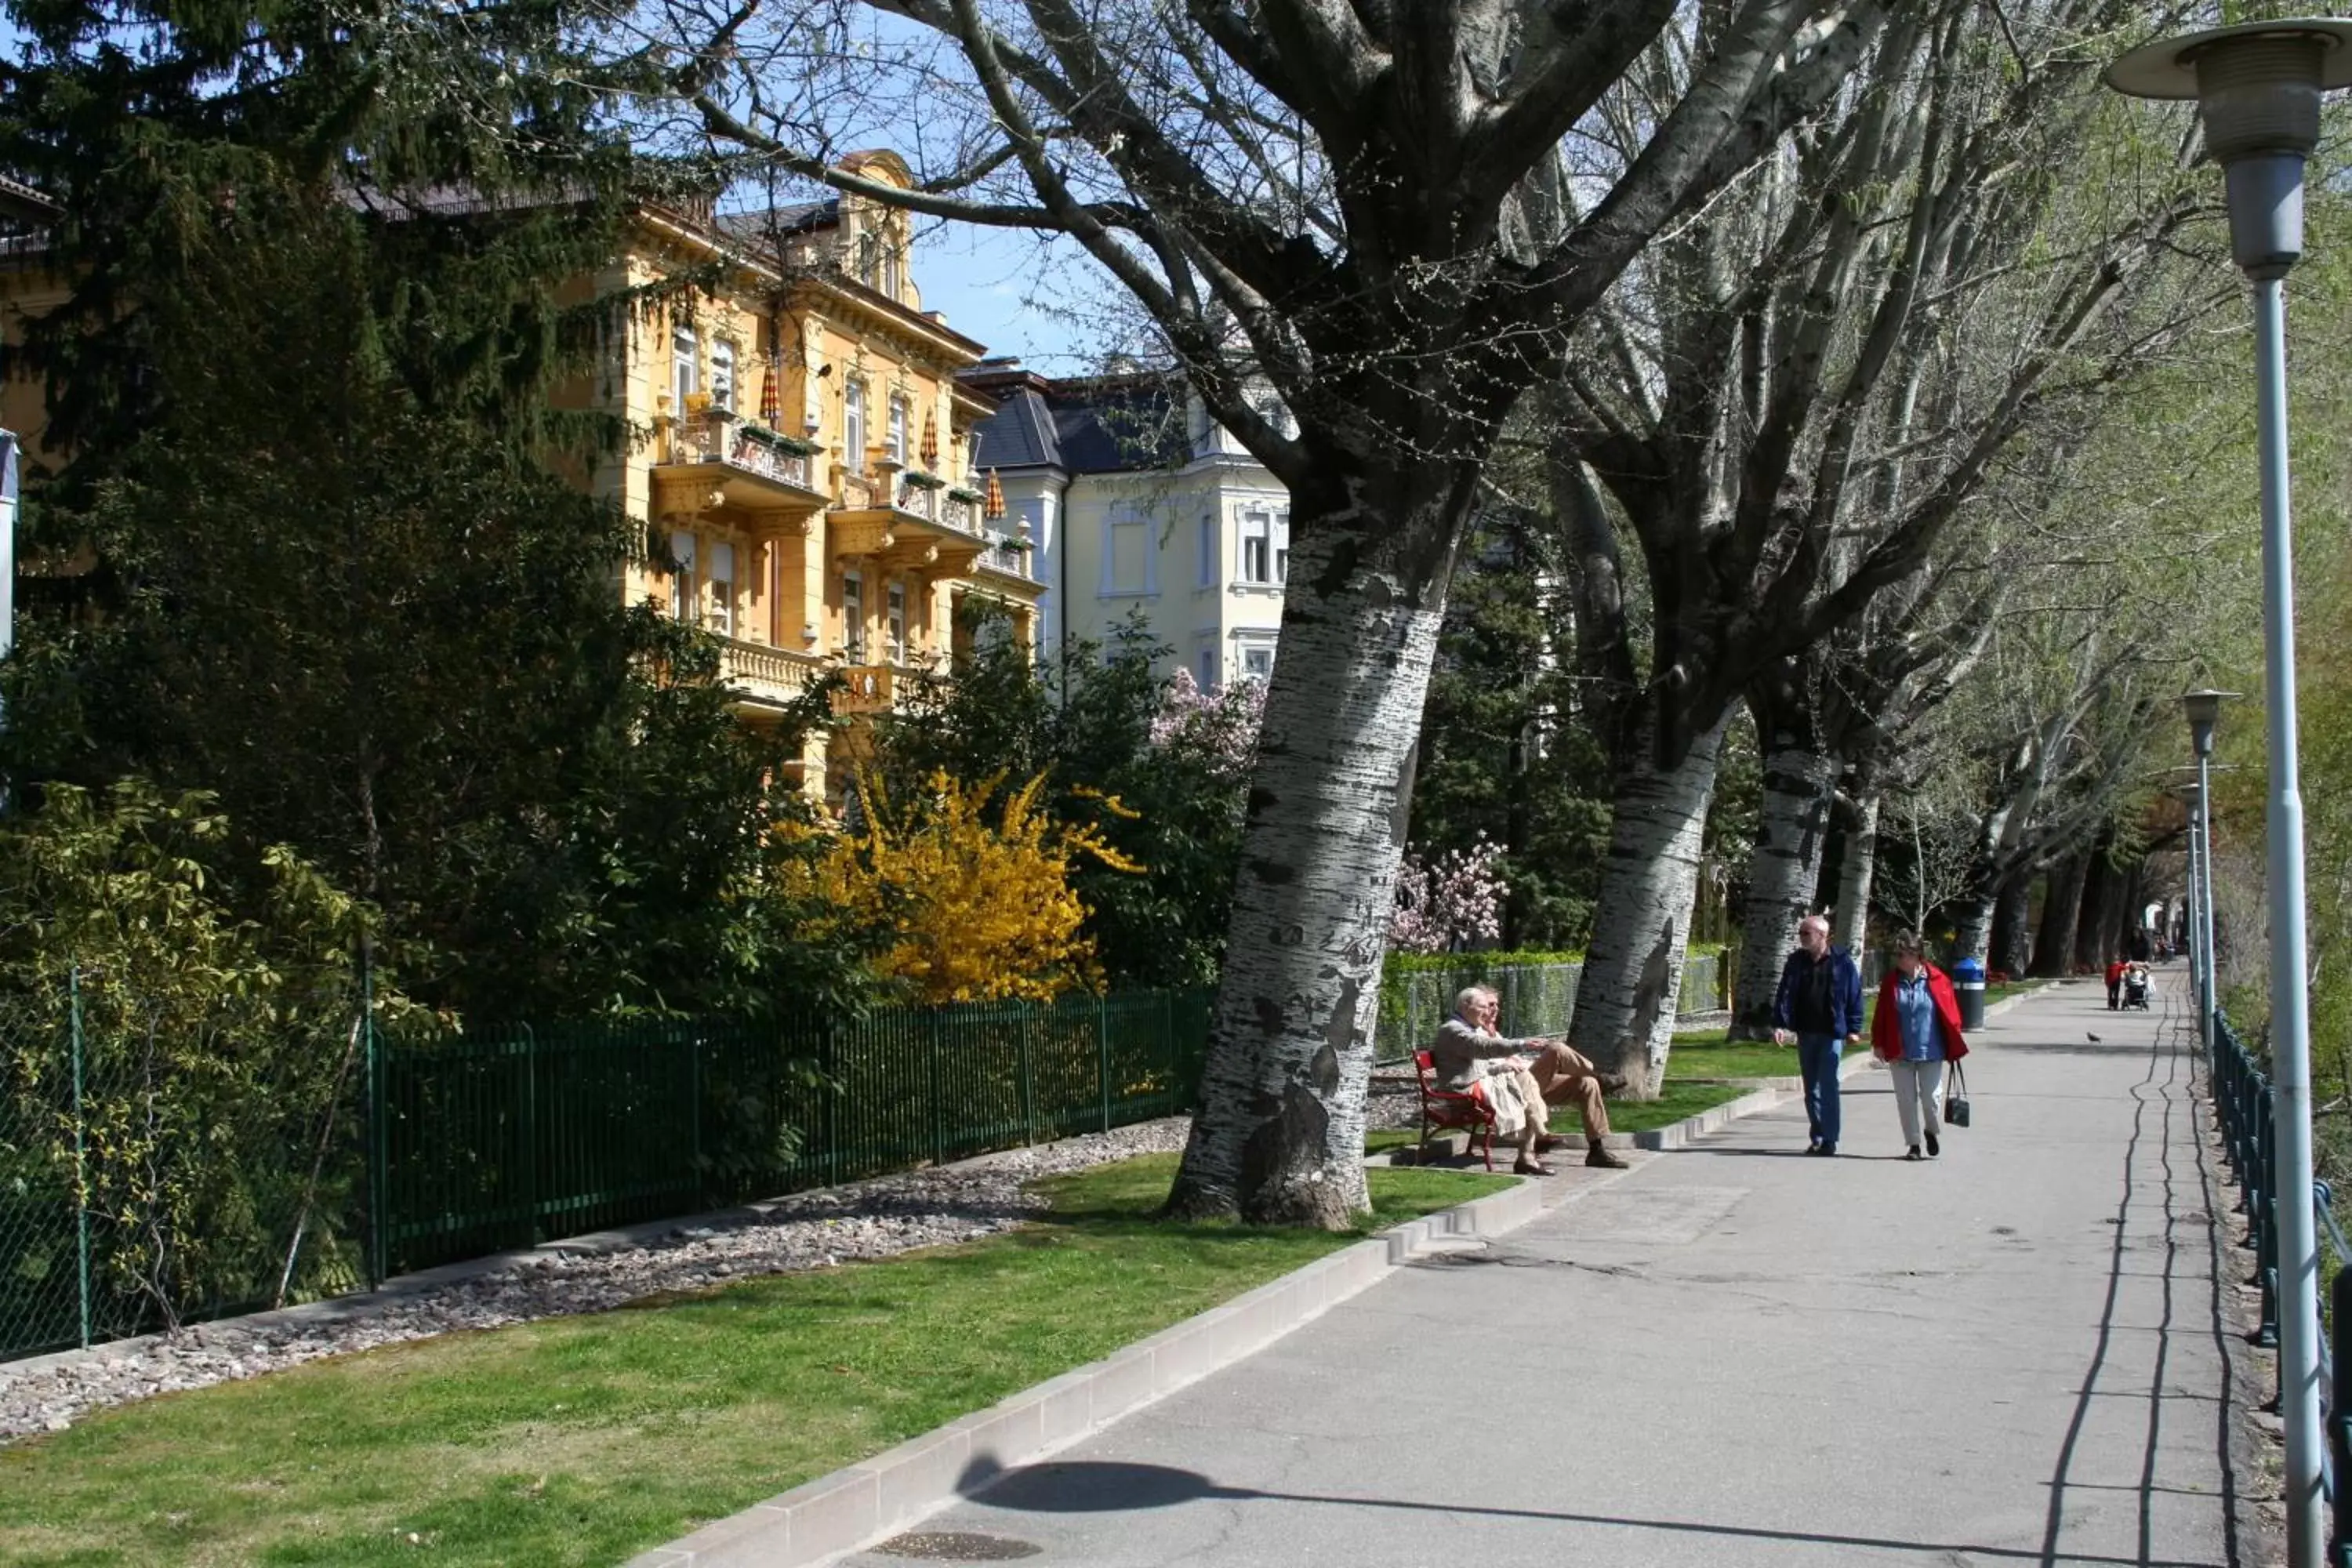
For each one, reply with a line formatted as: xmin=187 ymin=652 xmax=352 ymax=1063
xmin=1 ymin=966 xmax=366 ymax=1363
xmin=369 ymin=988 xmax=1212 ymax=1278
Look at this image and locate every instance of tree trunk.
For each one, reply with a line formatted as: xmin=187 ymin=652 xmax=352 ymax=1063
xmin=1989 ymin=875 xmax=2034 ymax=978
xmin=1164 ymin=524 xmax=1447 ymax=1228
xmin=1831 ymin=791 xmax=1880 ymax=957
xmin=2031 ymin=854 xmax=2089 ymax=978
xmin=1730 ymin=743 xmax=1839 ymax=1040
xmin=2073 ymin=836 xmax=2113 ymax=971
xmin=1566 ymin=712 xmax=1730 ymax=1096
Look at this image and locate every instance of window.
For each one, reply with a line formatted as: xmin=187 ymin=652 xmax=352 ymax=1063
xmin=886 ymin=581 xmax=907 ymax=662
xmin=887 ymin=396 xmax=909 ymax=465
xmin=710 ymin=340 xmax=736 ymax=412
xmin=668 ymin=529 xmax=697 ymax=622
xmin=671 ymin=323 xmax=698 ymax=411
xmin=707 ymin=542 xmax=735 ymax=636
xmin=1198 ymin=647 xmax=1217 ymax=688
xmin=1106 ymin=518 xmax=1148 ymax=595
xmin=1198 ymin=513 xmax=1218 ymax=586
xmin=844 ymin=381 xmax=867 ymax=467
xmin=856 ymin=230 xmax=880 ymax=288
xmin=1275 ymin=513 xmax=1290 ymax=583
xmin=1240 ymin=510 xmax=1273 ymax=584
xmin=880 ymin=241 xmax=903 ymax=300
xmin=841 ymin=572 xmax=866 ymax=658
xmin=1240 ymin=642 xmax=1275 ymax=681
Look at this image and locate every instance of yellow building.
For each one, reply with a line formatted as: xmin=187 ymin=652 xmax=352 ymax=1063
xmin=601 ymin=152 xmax=1043 ymax=797
xmin=0 ymin=153 xmax=1043 ymax=800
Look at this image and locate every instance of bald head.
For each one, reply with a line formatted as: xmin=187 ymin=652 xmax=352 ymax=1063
xmin=1797 ymin=916 xmax=1830 ymax=956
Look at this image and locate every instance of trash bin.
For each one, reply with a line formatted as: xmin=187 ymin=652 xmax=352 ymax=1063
xmin=1953 ymin=956 xmax=1986 ymax=1030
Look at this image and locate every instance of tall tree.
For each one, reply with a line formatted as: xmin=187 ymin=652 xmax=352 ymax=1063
xmin=0 ymin=0 xmax=855 ymax=1018
xmin=1552 ymin=2 xmax=2202 ymax=1087
xmin=673 ymin=1 xmax=1882 ymax=1221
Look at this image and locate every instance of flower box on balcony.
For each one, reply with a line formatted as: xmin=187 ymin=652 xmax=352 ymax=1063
xmin=946 ymin=485 xmax=987 ymax=505
xmin=901 ymin=469 xmax=948 ymax=491
xmin=740 ymin=423 xmax=822 ymax=458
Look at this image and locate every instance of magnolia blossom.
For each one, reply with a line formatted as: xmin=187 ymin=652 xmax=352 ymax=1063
xmin=1149 ymin=668 xmax=1265 ymax=775
xmin=1390 ymin=837 xmax=1508 ymax=953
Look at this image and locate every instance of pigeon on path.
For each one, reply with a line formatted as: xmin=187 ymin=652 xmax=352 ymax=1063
xmin=2087 ymin=1032 xmax=2103 ymax=1042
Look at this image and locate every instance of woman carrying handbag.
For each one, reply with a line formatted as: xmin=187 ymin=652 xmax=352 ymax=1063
xmin=1870 ymin=931 xmax=1970 ymax=1160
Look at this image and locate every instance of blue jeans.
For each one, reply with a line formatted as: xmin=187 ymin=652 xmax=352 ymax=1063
xmin=1797 ymin=1033 xmax=1843 ymax=1146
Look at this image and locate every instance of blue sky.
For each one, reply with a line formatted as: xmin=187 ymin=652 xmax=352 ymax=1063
xmin=909 ymin=220 xmax=1138 ymax=374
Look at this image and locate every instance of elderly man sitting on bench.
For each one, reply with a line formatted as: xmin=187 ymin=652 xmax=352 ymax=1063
xmin=1431 ymin=985 xmax=1627 ymax=1174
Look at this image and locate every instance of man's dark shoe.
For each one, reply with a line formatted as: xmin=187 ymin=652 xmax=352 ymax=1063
xmin=1820 ymin=1142 xmax=1838 ymax=1156
xmin=1804 ymin=1142 xmax=1828 ymax=1156
xmin=1586 ymin=1144 xmax=1628 ymax=1170
xmin=1926 ymin=1132 xmax=1940 ymax=1159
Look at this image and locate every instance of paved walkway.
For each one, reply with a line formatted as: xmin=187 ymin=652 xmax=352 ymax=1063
xmin=851 ymin=971 xmax=2255 ymax=1567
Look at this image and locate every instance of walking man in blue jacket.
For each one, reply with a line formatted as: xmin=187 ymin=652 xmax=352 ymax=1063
xmin=1772 ymin=915 xmax=1865 ymax=1156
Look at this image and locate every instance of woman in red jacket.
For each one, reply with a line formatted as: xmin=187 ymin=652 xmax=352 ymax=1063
xmin=1871 ymin=932 xmax=1969 ymax=1160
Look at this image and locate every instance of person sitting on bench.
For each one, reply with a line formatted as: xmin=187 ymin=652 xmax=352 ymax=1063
xmin=1431 ymin=985 xmax=1628 ymax=1174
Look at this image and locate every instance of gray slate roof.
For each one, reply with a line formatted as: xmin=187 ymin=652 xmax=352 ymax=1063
xmin=969 ymin=373 xmax=1189 ymax=475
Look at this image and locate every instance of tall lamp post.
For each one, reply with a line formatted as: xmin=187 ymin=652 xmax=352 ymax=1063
xmin=2107 ymin=24 xmax=2352 ymax=1564
xmin=2183 ymin=691 xmax=2239 ymax=1051
xmin=2170 ymin=777 xmax=2206 ymax=1029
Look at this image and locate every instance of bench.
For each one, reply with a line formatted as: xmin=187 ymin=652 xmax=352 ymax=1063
xmin=1414 ymin=1049 xmax=1498 ymax=1171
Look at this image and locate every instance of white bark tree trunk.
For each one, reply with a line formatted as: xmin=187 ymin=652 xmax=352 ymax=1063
xmin=1566 ymin=713 xmax=1730 ymax=1097
xmin=1165 ymin=526 xmax=1446 ymax=1227
xmin=1729 ymin=745 xmax=1839 ymax=1040
xmin=1833 ymin=792 xmax=1881 ymax=958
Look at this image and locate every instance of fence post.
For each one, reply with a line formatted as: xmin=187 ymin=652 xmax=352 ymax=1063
xmin=69 ymin=965 xmax=89 ymax=1351
xmin=521 ymin=1023 xmax=540 ymax=1246
xmin=2331 ymin=1233 xmax=2352 ymax=1566
xmin=2262 ymin=1097 xmax=2282 ymax=1349
xmin=929 ymin=1013 xmax=945 ymax=1168
xmin=1098 ymin=993 xmax=1112 ymax=1134
xmin=360 ymin=938 xmax=387 ymax=1288
xmin=1018 ymin=1005 xmax=1036 ymax=1145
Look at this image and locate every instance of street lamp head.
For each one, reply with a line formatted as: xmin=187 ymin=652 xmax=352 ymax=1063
xmin=2181 ymin=687 xmax=2241 ymax=757
xmin=2106 ymin=20 xmax=2352 ymax=278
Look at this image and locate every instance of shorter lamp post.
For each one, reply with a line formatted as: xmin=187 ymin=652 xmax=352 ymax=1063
xmin=2108 ymin=22 xmax=2352 ymax=1566
xmin=2183 ymin=690 xmax=2239 ymax=1049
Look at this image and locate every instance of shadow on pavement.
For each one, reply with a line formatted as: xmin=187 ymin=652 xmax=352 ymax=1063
xmin=956 ymin=1458 xmax=2216 ymax=1566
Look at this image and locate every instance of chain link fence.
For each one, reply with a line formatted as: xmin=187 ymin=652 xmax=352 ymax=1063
xmin=1 ymin=965 xmax=367 ymax=1361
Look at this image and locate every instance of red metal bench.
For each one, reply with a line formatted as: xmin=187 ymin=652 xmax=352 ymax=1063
xmin=1414 ymin=1049 xmax=1498 ymax=1171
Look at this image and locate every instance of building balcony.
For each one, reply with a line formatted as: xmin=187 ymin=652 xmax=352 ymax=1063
xmin=717 ymin=636 xmax=827 ymax=711
xmin=829 ymin=470 xmax=991 ymax=572
xmin=654 ymin=410 xmax=830 ymax=539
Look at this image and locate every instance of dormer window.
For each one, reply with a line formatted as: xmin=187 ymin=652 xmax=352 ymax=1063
xmin=880 ymin=240 xmax=903 ymax=300
xmin=856 ymin=230 xmax=880 ymax=289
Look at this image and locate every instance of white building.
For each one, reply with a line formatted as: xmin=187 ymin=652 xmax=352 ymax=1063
xmin=964 ymin=363 xmax=1289 ymax=687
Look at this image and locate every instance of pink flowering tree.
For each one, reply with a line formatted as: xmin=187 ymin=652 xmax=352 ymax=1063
xmin=1389 ymin=837 xmax=1508 ymax=954
xmin=1150 ymin=668 xmax=1265 ymax=779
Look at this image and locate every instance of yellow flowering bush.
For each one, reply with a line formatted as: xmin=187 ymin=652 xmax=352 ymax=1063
xmin=798 ymin=769 xmax=1143 ymax=1004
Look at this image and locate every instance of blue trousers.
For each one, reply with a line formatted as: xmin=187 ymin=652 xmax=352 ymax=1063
xmin=1797 ymin=1033 xmax=1843 ymax=1146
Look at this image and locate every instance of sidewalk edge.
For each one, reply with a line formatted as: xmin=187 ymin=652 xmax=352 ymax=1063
xmin=620 ymin=1177 xmax=1548 ymax=1568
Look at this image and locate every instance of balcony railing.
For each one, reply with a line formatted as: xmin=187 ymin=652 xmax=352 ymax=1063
xmin=666 ymin=411 xmax=819 ymax=495
xmin=717 ymin=637 xmax=826 ymax=707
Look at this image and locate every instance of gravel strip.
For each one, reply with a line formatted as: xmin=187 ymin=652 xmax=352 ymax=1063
xmin=0 ymin=1118 xmax=1192 ymax=1443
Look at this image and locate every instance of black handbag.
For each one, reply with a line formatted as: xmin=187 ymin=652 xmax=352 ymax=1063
xmin=1944 ymin=1060 xmax=1972 ymax=1129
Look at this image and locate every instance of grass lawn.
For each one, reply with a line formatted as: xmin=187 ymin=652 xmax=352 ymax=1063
xmin=0 ymin=1156 xmax=1510 ymax=1568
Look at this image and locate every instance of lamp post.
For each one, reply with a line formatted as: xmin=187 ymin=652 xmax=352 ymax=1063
xmin=2107 ymin=25 xmax=2352 ymax=1564
xmin=2170 ymin=776 xmax=2209 ymax=1035
xmin=2183 ymin=690 xmax=2239 ymax=1051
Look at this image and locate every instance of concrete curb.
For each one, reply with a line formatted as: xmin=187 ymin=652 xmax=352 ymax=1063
xmin=622 ymin=1175 xmax=1555 ymax=1568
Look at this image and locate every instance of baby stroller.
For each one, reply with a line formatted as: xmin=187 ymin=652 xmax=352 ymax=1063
xmin=2122 ymin=964 xmax=2151 ymax=1011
